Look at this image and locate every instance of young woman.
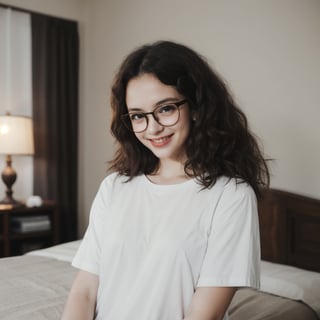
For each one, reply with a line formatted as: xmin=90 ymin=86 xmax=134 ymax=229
xmin=62 ymin=41 xmax=269 ymax=320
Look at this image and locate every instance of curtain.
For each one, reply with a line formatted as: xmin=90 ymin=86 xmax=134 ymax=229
xmin=31 ymin=14 xmax=79 ymax=242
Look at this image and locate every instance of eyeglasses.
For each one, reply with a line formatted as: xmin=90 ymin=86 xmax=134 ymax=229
xmin=121 ymin=99 xmax=187 ymax=133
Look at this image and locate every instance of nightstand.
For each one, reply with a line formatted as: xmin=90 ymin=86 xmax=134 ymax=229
xmin=0 ymin=201 xmax=59 ymax=257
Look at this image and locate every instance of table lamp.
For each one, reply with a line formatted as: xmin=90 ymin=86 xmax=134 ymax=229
xmin=0 ymin=114 xmax=34 ymax=206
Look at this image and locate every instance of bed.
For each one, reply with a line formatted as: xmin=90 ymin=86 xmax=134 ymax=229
xmin=0 ymin=188 xmax=319 ymax=320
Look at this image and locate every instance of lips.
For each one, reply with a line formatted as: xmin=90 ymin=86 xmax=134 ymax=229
xmin=149 ymin=134 xmax=173 ymax=147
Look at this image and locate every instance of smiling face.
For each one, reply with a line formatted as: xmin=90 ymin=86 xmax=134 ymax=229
xmin=125 ymin=73 xmax=191 ymax=165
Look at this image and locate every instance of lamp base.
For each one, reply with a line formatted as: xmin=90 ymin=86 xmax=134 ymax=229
xmin=1 ymin=155 xmax=23 ymax=208
xmin=0 ymin=195 xmax=23 ymax=207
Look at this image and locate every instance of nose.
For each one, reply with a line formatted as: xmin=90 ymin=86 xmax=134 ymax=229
xmin=146 ymin=114 xmax=164 ymax=134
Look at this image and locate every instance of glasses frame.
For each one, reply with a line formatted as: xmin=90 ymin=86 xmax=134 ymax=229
xmin=121 ymin=99 xmax=187 ymax=133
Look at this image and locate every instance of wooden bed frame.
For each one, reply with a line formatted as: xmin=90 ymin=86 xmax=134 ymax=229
xmin=259 ymin=188 xmax=320 ymax=273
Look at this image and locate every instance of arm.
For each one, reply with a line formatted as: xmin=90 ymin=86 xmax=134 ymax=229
xmin=183 ymin=287 xmax=236 ymax=320
xmin=61 ymin=270 xmax=99 ymax=320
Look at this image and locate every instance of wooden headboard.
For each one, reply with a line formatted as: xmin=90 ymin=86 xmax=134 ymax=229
xmin=258 ymin=188 xmax=320 ymax=272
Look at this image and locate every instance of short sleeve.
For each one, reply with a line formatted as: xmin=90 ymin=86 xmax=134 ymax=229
xmin=72 ymin=177 xmax=111 ymax=275
xmin=197 ymin=180 xmax=260 ymax=289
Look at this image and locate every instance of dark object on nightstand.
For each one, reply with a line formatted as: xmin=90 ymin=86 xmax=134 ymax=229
xmin=0 ymin=201 xmax=59 ymax=257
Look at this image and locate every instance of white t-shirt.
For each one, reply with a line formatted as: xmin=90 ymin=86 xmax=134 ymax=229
xmin=72 ymin=173 xmax=260 ymax=320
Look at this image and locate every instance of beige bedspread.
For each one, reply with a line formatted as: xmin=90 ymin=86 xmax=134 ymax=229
xmin=0 ymin=255 xmax=76 ymax=320
xmin=0 ymin=254 xmax=318 ymax=320
xmin=230 ymin=288 xmax=319 ymax=320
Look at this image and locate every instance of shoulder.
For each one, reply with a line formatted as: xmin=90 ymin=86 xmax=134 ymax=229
xmin=214 ymin=177 xmax=257 ymax=213
xmin=206 ymin=178 xmax=259 ymax=235
xmin=220 ymin=177 xmax=256 ymax=200
xmin=100 ymin=172 xmax=124 ymax=185
xmin=90 ymin=173 xmax=131 ymax=211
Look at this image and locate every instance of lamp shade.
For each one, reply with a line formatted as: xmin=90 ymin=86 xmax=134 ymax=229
xmin=0 ymin=115 xmax=34 ymax=155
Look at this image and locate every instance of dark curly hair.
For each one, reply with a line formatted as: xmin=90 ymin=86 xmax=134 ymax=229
xmin=109 ymin=40 xmax=269 ymax=196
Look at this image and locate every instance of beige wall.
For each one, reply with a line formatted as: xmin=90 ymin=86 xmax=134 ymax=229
xmin=2 ymin=0 xmax=320 ymax=235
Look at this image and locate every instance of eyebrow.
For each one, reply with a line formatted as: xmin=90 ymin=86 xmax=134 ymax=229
xmin=127 ymin=97 xmax=181 ymax=112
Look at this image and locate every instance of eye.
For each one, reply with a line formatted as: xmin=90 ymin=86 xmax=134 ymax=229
xmin=157 ymin=104 xmax=176 ymax=115
xmin=129 ymin=113 xmax=145 ymax=121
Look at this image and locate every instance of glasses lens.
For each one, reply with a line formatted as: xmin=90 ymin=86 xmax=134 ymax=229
xmin=124 ymin=113 xmax=147 ymax=133
xmin=155 ymin=104 xmax=179 ymax=126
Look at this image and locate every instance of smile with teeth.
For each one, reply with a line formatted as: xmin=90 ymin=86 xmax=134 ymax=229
xmin=149 ymin=134 xmax=173 ymax=146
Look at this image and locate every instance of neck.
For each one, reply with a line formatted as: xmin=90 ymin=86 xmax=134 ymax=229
xmin=148 ymin=158 xmax=190 ymax=185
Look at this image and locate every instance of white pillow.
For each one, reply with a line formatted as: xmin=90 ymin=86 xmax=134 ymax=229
xmin=27 ymin=240 xmax=81 ymax=262
xmin=261 ymin=260 xmax=320 ymax=316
